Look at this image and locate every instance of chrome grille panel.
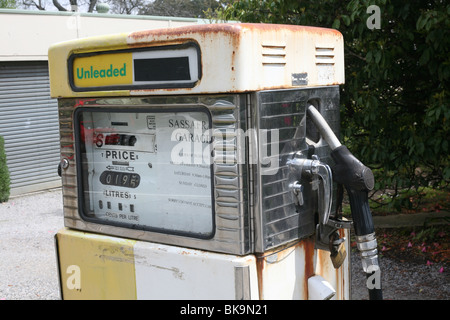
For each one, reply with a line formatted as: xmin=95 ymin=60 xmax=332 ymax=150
xmin=59 ymin=94 xmax=251 ymax=255
xmin=255 ymin=87 xmax=340 ymax=252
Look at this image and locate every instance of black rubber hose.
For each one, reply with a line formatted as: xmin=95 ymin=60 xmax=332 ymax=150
xmin=331 ymin=145 xmax=383 ymax=300
xmin=346 ymin=189 xmax=374 ymax=237
xmin=367 ymin=272 xmax=383 ymax=300
xmin=331 ymin=145 xmax=375 ymax=236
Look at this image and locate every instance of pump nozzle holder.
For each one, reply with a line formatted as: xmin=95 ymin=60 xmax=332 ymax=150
xmin=331 ymin=145 xmax=374 ymax=192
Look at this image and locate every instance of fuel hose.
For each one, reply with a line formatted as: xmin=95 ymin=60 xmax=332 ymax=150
xmin=307 ymin=105 xmax=383 ymax=300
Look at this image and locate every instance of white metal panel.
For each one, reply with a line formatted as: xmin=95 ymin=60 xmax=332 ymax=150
xmin=133 ymin=241 xmax=259 ymax=300
xmin=0 ymin=62 xmax=61 ymax=194
xmin=132 ymin=236 xmax=350 ymax=300
xmin=48 ymin=24 xmax=345 ymax=98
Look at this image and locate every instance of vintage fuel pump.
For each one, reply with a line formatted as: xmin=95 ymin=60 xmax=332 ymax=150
xmin=49 ymin=23 xmax=382 ymax=300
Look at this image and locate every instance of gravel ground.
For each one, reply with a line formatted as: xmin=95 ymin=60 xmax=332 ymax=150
xmin=0 ymin=189 xmax=63 ymax=300
xmin=0 ymin=188 xmax=448 ymax=300
xmin=351 ymin=248 xmax=449 ymax=300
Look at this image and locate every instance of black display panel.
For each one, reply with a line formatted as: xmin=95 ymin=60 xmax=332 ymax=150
xmin=134 ymin=57 xmax=191 ymax=82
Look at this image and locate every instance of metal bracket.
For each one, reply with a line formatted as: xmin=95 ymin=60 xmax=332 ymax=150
xmin=288 ymin=155 xmax=333 ymax=226
xmin=289 ymin=181 xmax=304 ymax=206
xmin=327 ymin=217 xmax=352 ymax=229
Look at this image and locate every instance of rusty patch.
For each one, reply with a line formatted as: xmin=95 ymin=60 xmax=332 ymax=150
xmin=128 ymin=23 xmax=244 ymax=43
xmin=128 ymin=23 xmax=342 ymax=48
xmin=255 ymin=237 xmax=316 ymax=299
xmin=256 ymin=253 xmax=265 ymax=299
xmin=128 ymin=83 xmax=315 ymax=96
xmin=303 ymin=237 xmax=315 ymax=297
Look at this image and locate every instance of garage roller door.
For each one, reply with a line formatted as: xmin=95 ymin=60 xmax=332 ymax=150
xmin=0 ymin=61 xmax=61 ymax=195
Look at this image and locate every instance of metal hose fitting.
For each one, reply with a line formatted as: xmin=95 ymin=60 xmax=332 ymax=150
xmin=355 ymin=232 xmax=380 ymax=272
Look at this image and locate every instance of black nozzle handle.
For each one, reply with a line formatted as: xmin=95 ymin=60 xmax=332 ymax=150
xmin=331 ymin=145 xmax=374 ymax=191
xmin=331 ymin=145 xmax=375 ymax=236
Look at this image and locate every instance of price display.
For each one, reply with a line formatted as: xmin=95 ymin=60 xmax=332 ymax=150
xmin=75 ymin=107 xmax=214 ymax=238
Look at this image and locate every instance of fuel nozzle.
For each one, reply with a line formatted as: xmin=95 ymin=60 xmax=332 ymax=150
xmin=307 ymin=104 xmax=383 ymax=300
xmin=331 ymin=145 xmax=382 ymax=300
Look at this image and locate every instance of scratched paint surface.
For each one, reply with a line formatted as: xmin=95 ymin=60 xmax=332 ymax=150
xmin=56 ymin=228 xmax=137 ymax=299
xmin=56 ymin=229 xmax=349 ymax=299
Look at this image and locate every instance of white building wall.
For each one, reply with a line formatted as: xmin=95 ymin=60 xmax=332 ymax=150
xmin=0 ymin=9 xmax=205 ymax=61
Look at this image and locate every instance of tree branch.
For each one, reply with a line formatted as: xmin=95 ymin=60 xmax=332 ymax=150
xmin=344 ymin=47 xmax=366 ymax=62
xmin=52 ymin=0 xmax=67 ymax=11
xmin=23 ymin=0 xmax=45 ymax=10
xmin=88 ymin=0 xmax=98 ymax=13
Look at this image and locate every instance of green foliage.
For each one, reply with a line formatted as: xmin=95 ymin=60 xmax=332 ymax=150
xmin=0 ymin=0 xmax=16 ymax=9
xmin=219 ymin=0 xmax=450 ymax=209
xmin=412 ymin=226 xmax=439 ymax=243
xmin=0 ymin=136 xmax=10 ymax=203
xmin=139 ymin=0 xmax=232 ymax=18
xmin=369 ymin=187 xmax=449 ymax=214
xmin=339 ymin=0 xmax=449 ymax=194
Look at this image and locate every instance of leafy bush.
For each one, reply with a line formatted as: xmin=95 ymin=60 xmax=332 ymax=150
xmin=0 ymin=135 xmax=10 ymax=202
xmin=217 ymin=0 xmax=450 ymax=210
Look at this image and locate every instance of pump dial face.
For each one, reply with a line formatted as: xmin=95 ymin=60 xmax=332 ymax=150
xmin=75 ymin=107 xmax=214 ymax=238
